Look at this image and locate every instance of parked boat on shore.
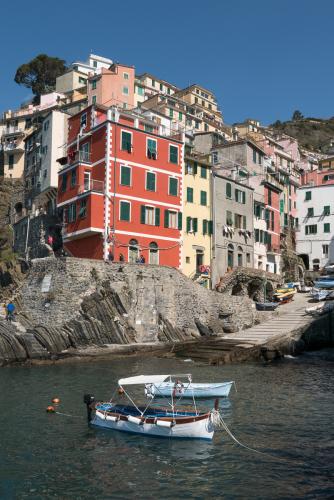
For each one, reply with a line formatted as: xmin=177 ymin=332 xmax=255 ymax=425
xmin=305 ymin=302 xmax=334 ymax=316
xmin=84 ymin=374 xmax=221 ymax=440
xmin=313 ymin=276 xmax=334 ymax=289
xmin=274 ymin=290 xmax=295 ymax=304
xmin=255 ymin=302 xmax=279 ymax=311
xmin=310 ymin=288 xmax=328 ymax=301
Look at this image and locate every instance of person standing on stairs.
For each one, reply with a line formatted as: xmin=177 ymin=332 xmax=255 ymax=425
xmin=6 ymin=301 xmax=15 ymax=322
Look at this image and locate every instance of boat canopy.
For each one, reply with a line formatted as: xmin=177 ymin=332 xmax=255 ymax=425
xmin=118 ymin=374 xmax=191 ymax=386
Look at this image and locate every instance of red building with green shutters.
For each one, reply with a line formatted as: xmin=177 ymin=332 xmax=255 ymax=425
xmin=57 ymin=105 xmax=183 ymax=267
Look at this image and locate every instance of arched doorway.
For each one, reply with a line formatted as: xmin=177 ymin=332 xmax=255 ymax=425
xmin=149 ymin=242 xmax=159 ymax=265
xmin=227 ymin=244 xmax=234 ymax=270
xmin=129 ymin=239 xmax=139 ymax=263
xmin=237 ymin=246 xmax=243 ymax=267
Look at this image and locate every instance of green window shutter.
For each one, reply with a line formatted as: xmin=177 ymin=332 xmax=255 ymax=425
xmin=280 ymin=199 xmax=284 ymax=213
xmin=324 ymin=205 xmax=330 ymax=215
xmin=235 ymin=189 xmax=238 ymax=202
xmin=243 ymin=216 xmax=246 ymax=229
xmin=242 ymin=191 xmax=246 ymax=204
xmin=121 ymin=131 xmax=132 ymax=151
xmin=193 ymin=162 xmax=198 ymax=175
xmin=169 ymin=177 xmax=178 ymax=196
xmin=226 ymin=183 xmax=231 ymax=198
xmin=187 ymin=187 xmax=193 ymax=202
xmin=200 ymin=166 xmax=207 ymax=178
xmin=155 ymin=207 xmax=160 ymax=226
xmin=200 ymin=191 xmax=207 ymax=206
xmin=164 ymin=209 xmax=169 ymax=228
xmin=208 ymin=220 xmax=213 ymax=235
xmin=324 ymin=223 xmax=330 ymax=233
xmin=169 ymin=108 xmax=173 ymax=118
xmin=147 ymin=138 xmax=157 ymax=154
xmin=120 ymin=201 xmax=130 ymax=221
xmin=169 ymin=145 xmax=178 ymax=164
xmin=186 ymin=216 xmax=191 ymax=233
xmin=305 ymin=191 xmax=312 ymax=201
xmin=193 ymin=218 xmax=198 ymax=233
xmin=146 ymin=172 xmax=156 ymax=191
xmin=140 ymin=205 xmax=146 ymax=224
xmin=178 ymin=212 xmax=182 ymax=230
xmin=255 ymin=228 xmax=259 ymax=242
xmin=73 ymin=203 xmax=76 ymax=221
xmin=179 ymin=112 xmax=182 ymax=121
xmin=120 ymin=166 xmax=131 ymax=186
xmin=203 ymin=219 xmax=208 ymax=235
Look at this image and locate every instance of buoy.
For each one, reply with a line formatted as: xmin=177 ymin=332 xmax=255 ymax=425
xmin=46 ymin=405 xmax=55 ymax=413
xmin=52 ymin=398 xmax=60 ymax=404
xmin=118 ymin=387 xmax=125 ymax=395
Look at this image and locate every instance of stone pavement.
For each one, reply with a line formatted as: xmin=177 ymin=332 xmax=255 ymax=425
xmin=224 ymin=293 xmax=312 ymax=346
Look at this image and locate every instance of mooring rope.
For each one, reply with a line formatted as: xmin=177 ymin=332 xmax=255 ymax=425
xmin=55 ymin=411 xmax=83 ymax=419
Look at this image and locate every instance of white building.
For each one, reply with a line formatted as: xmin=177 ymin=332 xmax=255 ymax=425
xmin=296 ymin=184 xmax=334 ymax=270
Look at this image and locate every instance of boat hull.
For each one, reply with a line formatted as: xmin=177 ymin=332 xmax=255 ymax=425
xmin=152 ymin=381 xmax=233 ymax=398
xmin=255 ymin=302 xmax=279 ymax=311
xmin=91 ymin=410 xmax=214 ymax=440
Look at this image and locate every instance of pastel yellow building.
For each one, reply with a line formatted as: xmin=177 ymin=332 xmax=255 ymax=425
xmin=182 ymin=153 xmax=213 ymax=286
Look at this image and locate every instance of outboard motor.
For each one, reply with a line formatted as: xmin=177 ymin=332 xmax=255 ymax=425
xmin=83 ymin=394 xmax=95 ymax=424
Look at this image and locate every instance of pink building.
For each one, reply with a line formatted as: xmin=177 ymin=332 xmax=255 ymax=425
xmin=87 ymin=63 xmax=135 ymax=109
xmin=301 ymin=156 xmax=334 ymax=186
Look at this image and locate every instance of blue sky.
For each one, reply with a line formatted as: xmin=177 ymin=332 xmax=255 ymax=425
xmin=2 ymin=0 xmax=333 ymax=125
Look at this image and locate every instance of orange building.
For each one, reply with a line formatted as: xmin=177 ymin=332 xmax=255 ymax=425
xmin=57 ymin=105 xmax=183 ymax=267
xmin=87 ymin=63 xmax=135 ymax=109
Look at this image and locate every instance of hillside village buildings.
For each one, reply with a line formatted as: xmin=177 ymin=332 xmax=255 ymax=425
xmin=2 ymin=52 xmax=334 ymax=287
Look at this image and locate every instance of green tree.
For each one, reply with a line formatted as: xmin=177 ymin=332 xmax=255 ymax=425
xmin=14 ymin=54 xmax=67 ymax=99
xmin=272 ymin=120 xmax=282 ymax=128
xmin=292 ymin=110 xmax=304 ymax=121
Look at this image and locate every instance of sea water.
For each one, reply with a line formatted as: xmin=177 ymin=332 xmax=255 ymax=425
xmin=0 ymin=350 xmax=333 ymax=499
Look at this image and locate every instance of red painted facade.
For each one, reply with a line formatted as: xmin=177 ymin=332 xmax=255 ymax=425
xmin=57 ymin=105 xmax=183 ymax=267
xmin=264 ymin=185 xmax=281 ymax=252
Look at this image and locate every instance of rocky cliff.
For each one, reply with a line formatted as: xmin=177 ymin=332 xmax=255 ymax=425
xmin=0 ymin=257 xmax=258 ymax=366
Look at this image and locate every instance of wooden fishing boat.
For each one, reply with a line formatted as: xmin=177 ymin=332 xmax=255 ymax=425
xmin=255 ymin=302 xmax=279 ymax=311
xmin=310 ymin=288 xmax=328 ymax=301
xmin=313 ymin=276 xmax=334 ymax=289
xmin=274 ymin=290 xmax=295 ymax=304
xmin=84 ymin=374 xmax=220 ymax=440
xmin=146 ymin=377 xmax=234 ymax=398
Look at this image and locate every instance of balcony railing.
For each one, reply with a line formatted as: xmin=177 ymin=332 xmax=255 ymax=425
xmin=1 ymin=141 xmax=24 ymax=152
xmin=68 ymin=150 xmax=91 ymax=164
xmin=2 ymin=126 xmax=24 ymax=136
xmin=77 ymin=179 xmax=104 ymax=194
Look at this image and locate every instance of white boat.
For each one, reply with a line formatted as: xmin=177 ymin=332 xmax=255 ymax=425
xmin=145 ymin=377 xmax=234 ymax=398
xmin=310 ymin=288 xmax=328 ymax=301
xmin=84 ymin=374 xmax=220 ymax=440
xmin=305 ymin=302 xmax=334 ymax=316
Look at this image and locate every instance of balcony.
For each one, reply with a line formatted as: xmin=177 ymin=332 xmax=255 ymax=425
xmin=2 ymin=126 xmax=24 ymax=137
xmin=77 ymin=179 xmax=104 ymax=195
xmin=261 ymin=173 xmax=283 ymax=192
xmin=266 ymin=244 xmax=280 ymax=254
xmin=58 ymin=150 xmax=92 ymax=172
xmin=0 ymin=141 xmax=24 ymax=152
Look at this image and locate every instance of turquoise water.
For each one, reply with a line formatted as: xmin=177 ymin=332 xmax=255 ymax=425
xmin=0 ymin=350 xmax=333 ymax=499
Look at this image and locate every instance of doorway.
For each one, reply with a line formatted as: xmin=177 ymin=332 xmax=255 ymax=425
xmin=128 ymin=239 xmax=139 ymax=263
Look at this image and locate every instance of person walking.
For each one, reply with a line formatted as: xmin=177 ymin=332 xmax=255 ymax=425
xmin=6 ymin=301 xmax=15 ymax=322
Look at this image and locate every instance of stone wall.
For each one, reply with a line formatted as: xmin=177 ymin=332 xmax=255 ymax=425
xmin=0 ymin=257 xmax=259 ymax=365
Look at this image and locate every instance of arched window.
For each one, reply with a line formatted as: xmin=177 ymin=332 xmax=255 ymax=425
xmin=129 ymin=239 xmax=139 ymax=263
xmin=149 ymin=242 xmax=159 ymax=265
xmin=227 ymin=243 xmax=234 ymax=270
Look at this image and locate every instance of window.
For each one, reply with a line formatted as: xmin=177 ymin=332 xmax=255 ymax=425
xmin=80 ymin=113 xmax=87 ymax=128
xmin=307 ymin=207 xmax=314 ymax=217
xmin=136 ymin=86 xmax=144 ymax=96
xmin=169 ymin=145 xmax=178 ymax=164
xmin=122 ymin=86 xmax=129 ymax=95
xmin=68 ymin=203 xmax=76 ymax=223
xmin=92 ymin=95 xmax=97 ymax=105
xmin=151 ymin=79 xmax=155 ymax=87
xmin=71 ymin=168 xmax=77 ymax=187
xmin=246 ymin=253 xmax=251 ymax=264
xmin=200 ymin=166 xmax=207 ymax=178
xmin=186 ymin=217 xmax=198 ymax=233
xmin=202 ymin=220 xmax=213 ymax=235
xmin=141 ymin=205 xmax=160 ymax=226
xmin=235 ymin=189 xmax=246 ymax=204
xmin=234 ymin=214 xmax=243 ymax=229
xmin=120 ymin=201 xmax=131 ymax=221
xmin=268 ymin=189 xmax=272 ymax=206
xmin=305 ymin=191 xmax=312 ymax=201
xmin=169 ymin=177 xmax=178 ymax=196
xmin=258 ymin=154 xmax=262 ymax=165
xmin=186 ymin=187 xmax=193 ymax=203
xmin=144 ymin=124 xmax=154 ymax=133
xmin=123 ymin=72 xmax=129 ymax=80
xmin=147 ymin=138 xmax=157 ymax=159
xmin=253 ymin=149 xmax=257 ymax=163
xmin=212 ymin=152 xmax=218 ymax=164
xmin=146 ymin=171 xmax=156 ymax=191
xmin=167 ymin=87 xmax=171 ymax=95
xmin=305 ymin=225 xmax=317 ymax=235
xmin=324 ymin=223 xmax=330 ymax=233
xmin=79 ymin=198 xmax=87 ymax=218
xmin=91 ymin=80 xmax=96 ymax=90
xmin=93 ymin=60 xmax=97 ymax=68
xmin=226 ymin=183 xmax=232 ymax=199
xmin=324 ymin=206 xmax=330 ymax=216
xmin=61 ymin=173 xmax=67 ymax=192
xmin=200 ymin=191 xmax=207 ymax=206
xmin=84 ymin=171 xmax=91 ymax=190
xmin=164 ymin=210 xmax=178 ymax=229
xmin=185 ymin=163 xmax=193 ymax=175
xmin=120 ymin=165 xmax=131 ymax=186
xmin=323 ymin=244 xmax=329 ymax=257
xmin=255 ymin=228 xmax=260 ymax=242
xmin=121 ymin=131 xmax=132 ymax=152
xmin=8 ymin=154 xmax=14 ymax=169
xmin=169 ymin=108 xmax=173 ymax=118
xmin=43 ymin=120 xmax=49 ymax=131
xmin=179 ymin=112 xmax=183 ymax=121
xmin=226 ymin=211 xmax=233 ymax=226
